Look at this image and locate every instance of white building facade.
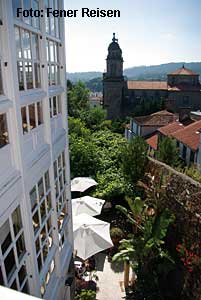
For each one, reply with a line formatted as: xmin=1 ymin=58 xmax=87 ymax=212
xmin=0 ymin=1 xmax=73 ymax=299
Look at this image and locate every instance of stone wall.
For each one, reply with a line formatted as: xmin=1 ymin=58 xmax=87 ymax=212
xmin=146 ymin=158 xmax=201 ymax=300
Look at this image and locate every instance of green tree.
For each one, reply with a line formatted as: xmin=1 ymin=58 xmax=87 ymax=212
xmin=113 ymin=197 xmax=175 ymax=298
xmin=68 ymin=117 xmax=90 ymax=138
xmin=80 ymin=107 xmax=106 ymax=130
xmin=156 ymin=137 xmax=179 ymax=167
xmin=68 ymin=81 xmax=90 ymax=117
xmin=121 ymin=137 xmax=148 ymax=186
xmin=69 ymin=135 xmax=99 ymax=178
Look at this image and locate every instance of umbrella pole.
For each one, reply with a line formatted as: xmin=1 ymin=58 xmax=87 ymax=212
xmin=124 ymin=260 xmax=130 ymax=290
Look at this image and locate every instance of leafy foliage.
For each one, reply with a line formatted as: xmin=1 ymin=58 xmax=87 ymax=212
xmin=121 ymin=137 xmax=148 ymax=186
xmin=75 ymin=289 xmax=96 ymax=300
xmin=68 ymin=80 xmax=90 ymax=117
xmin=156 ymin=137 xmax=180 ymax=167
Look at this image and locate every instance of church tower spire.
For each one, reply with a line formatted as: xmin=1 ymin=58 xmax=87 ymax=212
xmin=105 ymin=33 xmax=124 ymax=78
xmin=103 ymin=34 xmax=125 ymax=119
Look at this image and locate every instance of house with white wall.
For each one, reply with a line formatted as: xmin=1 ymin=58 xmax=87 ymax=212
xmin=0 ymin=1 xmax=73 ymax=299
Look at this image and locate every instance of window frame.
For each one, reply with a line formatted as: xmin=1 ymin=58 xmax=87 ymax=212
xmin=21 ymin=100 xmax=43 ymax=134
xmin=0 ymin=205 xmax=29 ymax=293
xmin=15 ymin=26 xmax=41 ymax=91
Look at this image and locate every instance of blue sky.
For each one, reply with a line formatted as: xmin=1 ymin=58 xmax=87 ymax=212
xmin=64 ymin=0 xmax=201 ymax=72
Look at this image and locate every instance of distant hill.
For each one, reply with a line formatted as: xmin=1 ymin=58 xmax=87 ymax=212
xmin=67 ymin=72 xmax=102 ymax=82
xmin=67 ymin=62 xmax=201 ymax=91
xmin=124 ymin=62 xmax=201 ymax=80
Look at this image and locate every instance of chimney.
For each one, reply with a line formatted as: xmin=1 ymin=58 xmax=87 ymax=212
xmin=178 ymin=107 xmax=191 ymax=123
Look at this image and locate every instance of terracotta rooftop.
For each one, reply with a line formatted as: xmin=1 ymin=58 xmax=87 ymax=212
xmin=133 ymin=110 xmax=177 ymax=126
xmin=146 ymin=134 xmax=158 ymax=150
xmin=168 ymin=66 xmax=197 ymax=76
xmin=158 ymin=121 xmax=184 ymax=136
xmin=127 ymin=80 xmax=168 ymax=90
xmin=171 ymin=120 xmax=201 ymax=151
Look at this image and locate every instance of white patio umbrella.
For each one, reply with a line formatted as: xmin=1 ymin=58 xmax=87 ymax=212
xmin=71 ymin=177 xmax=98 ymax=193
xmin=73 ymin=213 xmax=113 ymax=260
xmin=72 ymin=196 xmax=105 ymax=217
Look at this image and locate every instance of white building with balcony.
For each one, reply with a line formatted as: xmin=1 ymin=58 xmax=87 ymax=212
xmin=0 ymin=1 xmax=73 ymax=299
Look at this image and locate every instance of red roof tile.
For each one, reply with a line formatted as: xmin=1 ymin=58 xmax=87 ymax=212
xmin=134 ymin=110 xmax=177 ymax=126
xmin=127 ymin=81 xmax=168 ymax=90
xmin=146 ymin=134 xmax=158 ymax=150
xmin=158 ymin=121 xmax=184 ymax=136
xmin=171 ymin=120 xmax=201 ymax=151
xmin=168 ymin=66 xmax=197 ymax=76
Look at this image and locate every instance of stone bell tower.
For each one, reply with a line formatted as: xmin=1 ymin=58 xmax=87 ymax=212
xmin=103 ymin=33 xmax=125 ymax=119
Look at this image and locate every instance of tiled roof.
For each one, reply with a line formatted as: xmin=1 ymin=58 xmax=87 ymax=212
xmin=146 ymin=134 xmax=158 ymax=150
xmin=133 ymin=110 xmax=177 ymax=126
xmin=171 ymin=120 xmax=201 ymax=151
xmin=168 ymin=66 xmax=197 ymax=76
xmin=168 ymin=84 xmax=201 ymax=91
xmin=127 ymin=81 xmax=168 ymax=90
xmin=158 ymin=121 xmax=184 ymax=136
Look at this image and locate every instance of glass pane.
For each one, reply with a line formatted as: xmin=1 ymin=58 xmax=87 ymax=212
xmin=16 ymin=233 xmax=26 ymax=262
xmin=18 ymin=264 xmax=27 ymax=286
xmin=21 ymin=280 xmax=29 ymax=294
xmin=32 ymin=34 xmax=39 ymax=60
xmin=40 ymin=226 xmax=46 ymax=244
xmin=49 ymin=98 xmax=52 ymax=118
xmin=37 ymin=102 xmax=43 ymax=125
xmin=0 ymin=113 xmax=9 ymax=149
xmin=37 ymin=254 xmax=42 ymax=272
xmin=0 ymin=265 xmax=4 ymax=285
xmin=23 ymin=0 xmax=31 ymax=24
xmin=12 ymin=206 xmax=22 ymax=236
xmin=33 ymin=0 xmax=40 ymax=28
xmin=0 ymin=220 xmax=12 ymax=255
xmin=49 ymin=41 xmax=54 ymax=62
xmin=17 ymin=61 xmax=24 ymax=90
xmin=15 ymin=27 xmax=22 ymax=59
xmin=32 ymin=210 xmax=40 ymax=233
xmin=23 ymin=30 xmax=31 ymax=59
xmin=25 ymin=62 xmax=33 ymax=89
xmin=53 ymin=96 xmax=57 ymax=116
xmin=51 ymin=65 xmax=55 ymax=85
xmin=42 ymin=244 xmax=48 ymax=262
xmin=0 ymin=62 xmax=3 ymax=94
xmin=35 ymin=237 xmax=40 ymax=254
xmin=58 ymin=155 xmax=62 ymax=173
xmin=46 ymin=193 xmax=52 ymax=212
xmin=40 ymin=200 xmax=46 ymax=223
xmin=12 ymin=0 xmax=21 ymax=18
xmin=34 ymin=63 xmax=41 ymax=88
xmin=45 ymin=171 xmax=50 ymax=191
xmin=38 ymin=178 xmax=44 ymax=200
xmin=30 ymin=186 xmax=37 ymax=212
xmin=10 ymin=279 xmax=17 ymax=290
xmin=21 ymin=107 xmax=28 ymax=134
xmin=53 ymin=161 xmax=57 ymax=179
xmin=29 ymin=103 xmax=36 ymax=129
xmin=4 ymin=248 xmax=16 ymax=281
xmin=47 ymin=217 xmax=51 ymax=233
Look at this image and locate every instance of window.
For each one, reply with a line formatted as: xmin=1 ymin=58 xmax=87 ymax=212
xmin=45 ymin=0 xmax=60 ymax=38
xmin=0 ymin=113 xmax=9 ymax=148
xmin=190 ymin=151 xmax=195 ymax=163
xmin=49 ymin=95 xmax=62 ymax=118
xmin=0 ymin=60 xmax=3 ymax=95
xmin=53 ymin=152 xmax=68 ymax=250
xmin=183 ymin=96 xmax=189 ymax=106
xmin=46 ymin=39 xmax=60 ymax=86
xmin=12 ymin=0 xmax=40 ymax=29
xmin=40 ymin=259 xmax=55 ymax=298
xmin=29 ymin=171 xmax=54 ymax=274
xmin=182 ymin=145 xmax=187 ymax=160
xmin=0 ymin=206 xmax=29 ymax=292
xmin=21 ymin=101 xmax=43 ymax=134
xmin=15 ymin=27 xmax=41 ymax=90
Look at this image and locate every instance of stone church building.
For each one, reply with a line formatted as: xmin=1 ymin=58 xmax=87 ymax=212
xmin=103 ymin=34 xmax=201 ymax=119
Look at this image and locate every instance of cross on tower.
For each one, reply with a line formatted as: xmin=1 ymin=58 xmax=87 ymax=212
xmin=112 ymin=33 xmax=118 ymax=43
